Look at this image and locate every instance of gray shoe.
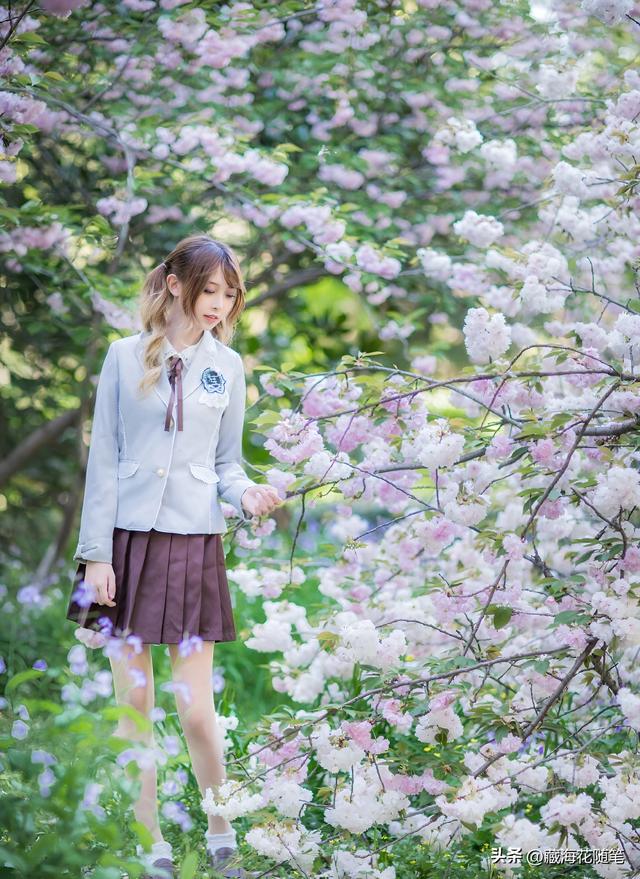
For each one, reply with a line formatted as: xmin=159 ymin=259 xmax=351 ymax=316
xmin=141 ymin=856 xmax=175 ymax=879
xmin=208 ymin=846 xmax=252 ymax=878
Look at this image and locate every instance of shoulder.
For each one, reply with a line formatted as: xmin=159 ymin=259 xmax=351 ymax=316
xmin=105 ymin=332 xmax=142 ymax=358
xmin=110 ymin=331 xmax=143 ymax=351
xmin=108 ymin=332 xmax=147 ymax=368
xmin=212 ymin=336 xmax=244 ymax=371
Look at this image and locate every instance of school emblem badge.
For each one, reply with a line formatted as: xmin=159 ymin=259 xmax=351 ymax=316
xmin=201 ymin=367 xmax=227 ymax=394
xmin=199 ymin=366 xmax=229 ymax=409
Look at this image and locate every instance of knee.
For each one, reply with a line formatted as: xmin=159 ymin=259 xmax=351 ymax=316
xmin=114 ymin=693 xmax=154 ymax=742
xmin=180 ymin=706 xmax=216 ymax=741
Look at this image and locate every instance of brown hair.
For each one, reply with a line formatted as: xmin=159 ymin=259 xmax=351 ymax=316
xmin=136 ymin=234 xmax=247 ymax=395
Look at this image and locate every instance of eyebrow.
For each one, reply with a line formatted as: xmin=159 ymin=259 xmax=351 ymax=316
xmin=205 ymin=282 xmax=237 ymax=293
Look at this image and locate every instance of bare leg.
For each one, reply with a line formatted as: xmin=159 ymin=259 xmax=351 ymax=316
xmin=168 ymin=641 xmax=233 ymax=834
xmin=109 ymin=641 xmax=165 ymax=843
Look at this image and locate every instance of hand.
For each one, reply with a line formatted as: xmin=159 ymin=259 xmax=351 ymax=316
xmin=240 ymin=484 xmax=283 ymax=518
xmin=84 ymin=560 xmax=116 ymax=607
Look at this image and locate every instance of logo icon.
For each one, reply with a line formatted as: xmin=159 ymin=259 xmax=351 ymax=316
xmin=201 ymin=367 xmax=227 ymax=394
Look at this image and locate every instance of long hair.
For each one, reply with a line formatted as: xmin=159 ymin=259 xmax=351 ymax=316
xmin=136 ymin=235 xmax=247 ymax=396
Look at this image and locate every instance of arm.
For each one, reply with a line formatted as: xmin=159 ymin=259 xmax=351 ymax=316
xmin=215 ymin=352 xmax=259 ymax=521
xmin=73 ymin=342 xmax=120 ymax=564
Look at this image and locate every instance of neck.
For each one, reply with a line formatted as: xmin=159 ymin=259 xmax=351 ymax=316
xmin=164 ymin=298 xmax=207 ymax=350
xmin=165 ymin=326 xmax=205 ymax=351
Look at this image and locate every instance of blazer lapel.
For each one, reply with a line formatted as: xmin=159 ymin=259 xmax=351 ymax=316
xmin=181 ymin=331 xmax=221 ymax=400
xmin=134 ymin=331 xmax=171 ymax=407
xmin=134 ymin=329 xmax=225 ymax=407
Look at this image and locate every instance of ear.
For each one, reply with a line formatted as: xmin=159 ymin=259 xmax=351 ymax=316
xmin=166 ymin=273 xmax=180 ymax=296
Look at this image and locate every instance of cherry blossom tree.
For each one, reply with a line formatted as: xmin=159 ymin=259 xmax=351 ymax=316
xmin=2 ymin=0 xmax=640 ymax=876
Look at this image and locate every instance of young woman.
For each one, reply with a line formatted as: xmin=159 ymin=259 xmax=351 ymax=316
xmin=66 ymin=235 xmax=281 ymax=879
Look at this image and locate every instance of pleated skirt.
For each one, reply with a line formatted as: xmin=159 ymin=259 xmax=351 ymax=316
xmin=65 ymin=527 xmax=237 ymax=645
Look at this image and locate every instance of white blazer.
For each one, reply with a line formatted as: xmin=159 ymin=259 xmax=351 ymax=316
xmin=73 ymin=329 xmax=259 ymax=565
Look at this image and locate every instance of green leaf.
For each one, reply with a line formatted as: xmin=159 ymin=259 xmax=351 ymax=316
xmin=492 ymin=606 xmax=513 ymax=629
xmin=317 ymin=631 xmax=339 ymax=651
xmin=251 ymin=410 xmax=282 ymax=429
xmin=179 ymin=851 xmax=199 ymax=879
xmin=274 ymin=142 xmax=303 ymax=153
xmin=4 ymin=669 xmax=43 ymax=696
xmin=552 ymin=610 xmax=592 ymax=627
xmin=449 ymin=656 xmax=478 ymax=669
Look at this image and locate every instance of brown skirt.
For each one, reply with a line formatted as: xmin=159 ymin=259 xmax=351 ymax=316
xmin=66 ymin=528 xmax=237 ymax=645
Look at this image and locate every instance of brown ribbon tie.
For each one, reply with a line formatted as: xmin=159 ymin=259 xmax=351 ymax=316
xmin=165 ymin=355 xmax=184 ymax=431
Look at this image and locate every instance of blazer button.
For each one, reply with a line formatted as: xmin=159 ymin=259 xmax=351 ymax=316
xmin=156 ymin=467 xmax=165 ymax=477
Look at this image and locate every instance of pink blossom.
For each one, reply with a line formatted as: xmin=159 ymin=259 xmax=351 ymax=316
xmin=40 ymin=0 xmax=89 ymax=16
xmin=259 ymin=374 xmax=285 ymax=397
xmin=503 ymin=533 xmax=526 ymax=560
xmin=485 ymin=434 xmax=514 ymax=461
xmin=264 ymin=410 xmax=325 ymax=464
xmin=530 ymin=438 xmax=558 ymax=467
xmin=325 ymin=414 xmax=373 ymax=453
xmin=429 ymin=689 xmax=458 ymax=712
xmin=619 ymin=546 xmax=640 ymax=574
xmin=538 ymin=498 xmax=566 ymax=519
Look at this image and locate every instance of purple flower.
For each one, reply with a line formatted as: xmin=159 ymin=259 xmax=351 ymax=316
xmin=162 ymin=736 xmax=181 ymax=757
xmin=33 ymin=659 xmax=47 ymax=671
xmin=72 ymin=577 xmax=95 ymax=608
xmin=67 ymin=644 xmax=88 ymax=676
xmin=126 ymin=635 xmax=143 ymax=654
xmin=129 ymin=667 xmax=147 ymax=689
xmin=162 ymin=800 xmax=193 ymax=831
xmin=12 ymin=720 xmax=29 ymax=740
xmin=212 ymin=667 xmax=225 ymax=694
xmin=31 ymin=749 xmax=56 ymax=766
xmin=179 ymin=634 xmax=203 ymax=658
xmin=38 ymin=768 xmax=55 ymax=797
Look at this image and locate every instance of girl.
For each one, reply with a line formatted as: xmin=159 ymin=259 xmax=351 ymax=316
xmin=66 ymin=235 xmax=281 ymax=879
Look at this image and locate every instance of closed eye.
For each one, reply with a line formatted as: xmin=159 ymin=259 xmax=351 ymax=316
xmin=205 ymin=287 xmax=237 ymax=299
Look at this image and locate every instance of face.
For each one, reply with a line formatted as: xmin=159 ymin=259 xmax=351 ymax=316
xmin=167 ymin=263 xmax=239 ymax=331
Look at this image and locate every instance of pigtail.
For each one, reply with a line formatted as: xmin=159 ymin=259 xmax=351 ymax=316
xmin=137 ymin=263 xmax=170 ymax=396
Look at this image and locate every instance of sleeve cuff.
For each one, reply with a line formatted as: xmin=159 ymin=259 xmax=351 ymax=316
xmin=73 ymin=538 xmax=113 ymax=565
xmin=220 ymin=479 xmax=258 ymax=521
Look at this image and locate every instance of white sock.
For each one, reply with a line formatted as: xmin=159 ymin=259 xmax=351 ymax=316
xmin=205 ymin=828 xmax=237 ymax=855
xmin=136 ymin=840 xmax=173 ymax=865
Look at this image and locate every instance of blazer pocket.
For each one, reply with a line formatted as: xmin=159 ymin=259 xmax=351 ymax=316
xmin=118 ymin=458 xmax=141 ymax=478
xmin=189 ymin=462 xmax=220 ymax=484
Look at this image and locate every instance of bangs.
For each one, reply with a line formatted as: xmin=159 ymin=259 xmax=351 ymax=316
xmin=183 ymin=242 xmax=243 ymax=299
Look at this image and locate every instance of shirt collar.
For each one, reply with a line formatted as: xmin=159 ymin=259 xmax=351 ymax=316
xmin=162 ymin=331 xmax=206 ymax=371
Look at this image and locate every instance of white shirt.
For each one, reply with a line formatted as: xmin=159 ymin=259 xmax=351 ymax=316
xmin=162 ymin=330 xmax=206 ymax=376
